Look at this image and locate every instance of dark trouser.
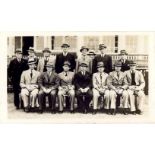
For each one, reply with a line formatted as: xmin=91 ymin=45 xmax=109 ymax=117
xmin=76 ymin=89 xmax=93 ymax=111
xmin=38 ymin=89 xmax=57 ymax=111
xmin=12 ymin=83 xmax=21 ymax=108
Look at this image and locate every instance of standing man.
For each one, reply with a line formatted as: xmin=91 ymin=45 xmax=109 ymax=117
xmin=92 ymin=44 xmax=112 ymax=74
xmin=107 ymin=61 xmax=129 ymax=115
xmin=125 ymin=61 xmax=145 ymax=115
xmin=92 ymin=62 xmax=110 ymax=114
xmin=58 ymin=61 xmax=75 ymax=113
xmin=37 ymin=47 xmax=52 ymax=72
xmin=38 ymin=62 xmax=60 ymax=114
xmin=73 ymin=62 xmax=93 ymax=114
xmin=20 ymin=59 xmax=40 ymax=112
xmin=118 ymin=50 xmax=130 ymax=72
xmin=27 ymin=47 xmax=39 ymax=70
xmin=55 ymin=43 xmax=76 ymax=74
xmin=8 ymin=48 xmax=28 ymax=109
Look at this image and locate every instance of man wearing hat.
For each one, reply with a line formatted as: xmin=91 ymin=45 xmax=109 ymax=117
xmin=107 ymin=61 xmax=129 ymax=115
xmin=38 ymin=61 xmax=60 ymax=113
xmin=92 ymin=44 xmax=112 ymax=74
xmin=20 ymin=58 xmax=40 ymax=112
xmin=92 ymin=62 xmax=110 ymax=114
xmin=55 ymin=43 xmax=76 ymax=74
xmin=118 ymin=50 xmax=130 ymax=72
xmin=76 ymin=46 xmax=92 ymax=73
xmin=27 ymin=47 xmax=39 ymax=70
xmin=125 ymin=61 xmax=145 ymax=115
xmin=58 ymin=61 xmax=75 ymax=113
xmin=73 ymin=62 xmax=93 ymax=113
xmin=8 ymin=48 xmax=29 ymax=109
xmin=37 ymin=47 xmax=53 ymax=72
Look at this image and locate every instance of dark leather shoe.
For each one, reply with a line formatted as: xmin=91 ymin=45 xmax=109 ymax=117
xmin=58 ymin=111 xmax=63 ymax=114
xmin=136 ymin=109 xmax=142 ymax=115
xmin=24 ymin=107 xmax=29 ymax=113
xmin=131 ymin=111 xmax=136 ymax=115
xmin=92 ymin=110 xmax=97 ymax=115
xmin=84 ymin=109 xmax=87 ymax=114
xmin=70 ymin=110 xmax=74 ymax=114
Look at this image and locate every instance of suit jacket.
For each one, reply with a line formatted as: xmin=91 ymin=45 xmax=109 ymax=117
xmin=8 ymin=58 xmax=29 ymax=84
xmin=37 ymin=56 xmax=56 ymax=72
xmin=125 ymin=70 xmax=145 ymax=90
xmin=20 ymin=69 xmax=40 ymax=88
xmin=92 ymin=54 xmax=112 ymax=73
xmin=107 ymin=71 xmax=128 ymax=89
xmin=93 ymin=72 xmax=108 ymax=89
xmin=38 ymin=72 xmax=60 ymax=89
xmin=58 ymin=71 xmax=75 ymax=86
xmin=73 ymin=71 xmax=92 ymax=90
xmin=118 ymin=59 xmax=130 ymax=72
xmin=55 ymin=53 xmax=76 ymax=73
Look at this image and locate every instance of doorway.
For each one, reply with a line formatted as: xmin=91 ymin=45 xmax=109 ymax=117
xmin=22 ymin=37 xmax=34 ymax=55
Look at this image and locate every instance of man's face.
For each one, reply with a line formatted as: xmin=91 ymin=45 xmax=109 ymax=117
xmin=29 ymin=52 xmax=35 ymax=57
xmin=46 ymin=67 xmax=53 ymax=72
xmin=97 ymin=67 xmax=104 ymax=73
xmin=115 ymin=66 xmax=121 ymax=72
xmin=100 ymin=48 xmax=105 ymax=54
xmin=44 ymin=51 xmax=50 ymax=57
xmin=80 ymin=66 xmax=87 ymax=72
xmin=63 ymin=65 xmax=70 ymax=72
xmin=62 ymin=47 xmax=69 ymax=53
xmin=130 ymin=65 xmax=136 ymax=71
xmin=81 ymin=49 xmax=88 ymax=56
xmin=29 ymin=64 xmax=35 ymax=70
xmin=120 ymin=54 xmax=127 ymax=60
xmin=16 ymin=53 xmax=22 ymax=59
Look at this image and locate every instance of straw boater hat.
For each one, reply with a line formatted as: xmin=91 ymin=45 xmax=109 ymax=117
xmin=87 ymin=50 xmax=96 ymax=56
xmin=15 ymin=48 xmax=22 ymax=54
xmin=61 ymin=43 xmax=70 ymax=48
xmin=28 ymin=58 xmax=36 ymax=65
xmin=80 ymin=46 xmax=89 ymax=52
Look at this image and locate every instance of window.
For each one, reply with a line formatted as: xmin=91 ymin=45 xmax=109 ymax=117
xmin=125 ymin=36 xmax=138 ymax=53
xmin=102 ymin=36 xmax=115 ymax=53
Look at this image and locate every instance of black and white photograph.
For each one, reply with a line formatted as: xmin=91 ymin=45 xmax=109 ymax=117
xmin=7 ymin=33 xmax=149 ymax=123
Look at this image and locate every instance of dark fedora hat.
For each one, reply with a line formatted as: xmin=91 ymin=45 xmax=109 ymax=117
xmin=45 ymin=62 xmax=54 ymax=68
xmin=27 ymin=47 xmax=35 ymax=53
xmin=119 ymin=50 xmax=128 ymax=55
xmin=114 ymin=61 xmax=122 ymax=67
xmin=99 ymin=44 xmax=107 ymax=50
xmin=28 ymin=58 xmax=36 ymax=65
xmin=61 ymin=43 xmax=70 ymax=48
xmin=87 ymin=50 xmax=96 ymax=55
xmin=15 ymin=48 xmax=22 ymax=54
xmin=63 ymin=61 xmax=71 ymax=67
xmin=80 ymin=46 xmax=89 ymax=52
xmin=42 ymin=47 xmax=51 ymax=53
xmin=97 ymin=61 xmax=104 ymax=68
xmin=80 ymin=62 xmax=88 ymax=67
xmin=129 ymin=60 xmax=137 ymax=66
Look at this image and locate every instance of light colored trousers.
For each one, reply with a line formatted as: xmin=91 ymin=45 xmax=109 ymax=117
xmin=58 ymin=88 xmax=75 ymax=111
xmin=21 ymin=88 xmax=39 ymax=108
xmin=127 ymin=89 xmax=145 ymax=111
xmin=109 ymin=89 xmax=128 ymax=109
xmin=92 ymin=88 xmax=110 ymax=110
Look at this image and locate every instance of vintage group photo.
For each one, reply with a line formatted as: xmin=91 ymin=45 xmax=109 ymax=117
xmin=7 ymin=33 xmax=149 ymax=122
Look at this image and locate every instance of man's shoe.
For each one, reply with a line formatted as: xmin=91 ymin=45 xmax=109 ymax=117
xmin=92 ymin=110 xmax=97 ymax=115
xmin=131 ymin=111 xmax=136 ymax=115
xmin=136 ymin=109 xmax=142 ymax=115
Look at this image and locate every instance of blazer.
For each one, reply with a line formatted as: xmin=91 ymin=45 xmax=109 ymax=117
xmin=73 ymin=71 xmax=92 ymax=90
xmin=107 ymin=71 xmax=128 ymax=89
xmin=125 ymin=70 xmax=145 ymax=90
xmin=55 ymin=53 xmax=76 ymax=73
xmin=93 ymin=72 xmax=108 ymax=89
xmin=92 ymin=54 xmax=112 ymax=73
xmin=37 ymin=56 xmax=56 ymax=72
xmin=8 ymin=58 xmax=29 ymax=84
xmin=118 ymin=59 xmax=130 ymax=72
xmin=58 ymin=71 xmax=75 ymax=86
xmin=20 ymin=69 xmax=40 ymax=88
xmin=38 ymin=72 xmax=60 ymax=89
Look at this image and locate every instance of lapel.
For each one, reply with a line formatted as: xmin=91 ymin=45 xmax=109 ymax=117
xmin=44 ymin=72 xmax=49 ymax=82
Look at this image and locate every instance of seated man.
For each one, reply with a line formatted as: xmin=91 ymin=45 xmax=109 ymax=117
xmin=38 ymin=62 xmax=60 ymax=114
xmin=20 ymin=58 xmax=40 ymax=112
xmin=73 ymin=62 xmax=93 ymax=114
xmin=92 ymin=62 xmax=110 ymax=114
xmin=58 ymin=61 xmax=75 ymax=113
xmin=107 ymin=61 xmax=128 ymax=115
xmin=125 ymin=61 xmax=145 ymax=115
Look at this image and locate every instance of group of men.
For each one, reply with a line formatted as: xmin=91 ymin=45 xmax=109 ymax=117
xmin=8 ymin=43 xmax=145 ymax=115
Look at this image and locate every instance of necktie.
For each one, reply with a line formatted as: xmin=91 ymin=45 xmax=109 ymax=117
xmin=43 ymin=58 xmax=48 ymax=72
xmin=65 ymin=72 xmax=67 ymax=76
xmin=100 ymin=73 xmax=103 ymax=87
xmin=117 ymin=72 xmax=120 ymax=79
xmin=131 ymin=71 xmax=136 ymax=85
xmin=30 ymin=70 xmax=33 ymax=78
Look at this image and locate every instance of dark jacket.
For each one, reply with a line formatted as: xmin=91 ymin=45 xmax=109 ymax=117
xmin=118 ymin=59 xmax=130 ymax=72
xmin=8 ymin=58 xmax=29 ymax=84
xmin=55 ymin=53 xmax=76 ymax=73
xmin=92 ymin=54 xmax=112 ymax=73
xmin=73 ymin=71 xmax=92 ymax=90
